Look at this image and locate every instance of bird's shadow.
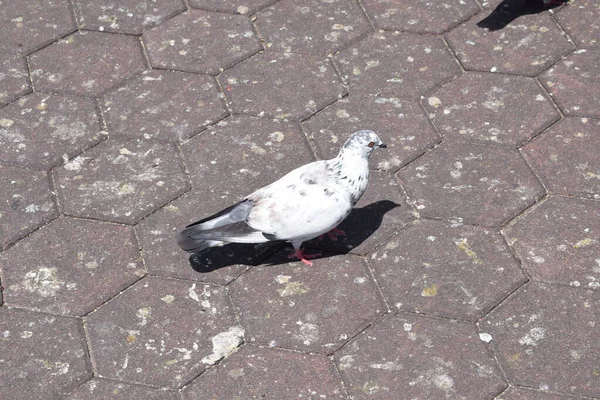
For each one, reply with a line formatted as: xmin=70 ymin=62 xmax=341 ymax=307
xmin=188 ymin=200 xmax=400 ymax=272
xmin=477 ymin=0 xmax=566 ymax=31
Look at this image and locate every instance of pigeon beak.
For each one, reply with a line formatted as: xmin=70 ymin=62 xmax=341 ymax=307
xmin=379 ymin=143 xmax=387 ymax=149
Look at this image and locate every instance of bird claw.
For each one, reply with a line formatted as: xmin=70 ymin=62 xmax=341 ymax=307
xmin=288 ymin=249 xmax=322 ymax=266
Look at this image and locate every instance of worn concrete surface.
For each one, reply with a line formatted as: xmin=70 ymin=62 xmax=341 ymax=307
xmin=0 ymin=0 xmax=599 ymax=399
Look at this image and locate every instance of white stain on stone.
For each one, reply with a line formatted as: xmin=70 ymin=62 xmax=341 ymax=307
xmin=479 ymin=332 xmax=493 ymax=343
xmin=16 ymin=267 xmax=65 ymax=297
xmin=369 ymin=361 xmax=403 ymax=371
xmin=63 ymin=155 xmax=89 ymax=171
xmin=518 ymin=327 xmax=546 ymax=346
xmin=201 ymin=326 xmax=245 ymax=365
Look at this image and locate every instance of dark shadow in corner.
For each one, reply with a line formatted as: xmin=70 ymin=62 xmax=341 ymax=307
xmin=188 ymin=200 xmax=400 ymax=270
xmin=477 ymin=0 xmax=567 ymax=31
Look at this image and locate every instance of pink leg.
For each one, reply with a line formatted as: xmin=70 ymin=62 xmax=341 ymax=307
xmin=287 ymin=248 xmax=322 ymax=266
xmin=327 ymin=227 xmax=346 ymax=241
xmin=317 ymin=227 xmax=347 ymax=242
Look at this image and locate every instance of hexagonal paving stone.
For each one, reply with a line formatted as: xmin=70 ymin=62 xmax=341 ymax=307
xmin=310 ymin=170 xmax=413 ymax=255
xmin=483 ymin=283 xmax=600 ymax=398
xmin=447 ymin=12 xmax=573 ymax=76
xmin=143 ymin=10 xmax=262 ymax=75
xmin=336 ymin=313 xmax=506 ymax=399
xmin=66 ymin=378 xmax=179 ymax=399
xmin=0 ymin=0 xmax=75 ymax=57
xmin=334 ymin=31 xmax=462 ymax=99
xmin=188 ymin=0 xmax=277 ymax=14
xmin=55 ymin=138 xmax=189 ymax=224
xmin=221 ymin=51 xmax=345 ymax=120
xmin=423 ymin=72 xmax=560 ymax=147
xmin=0 ymin=308 xmax=90 ymax=400
xmin=0 ymin=57 xmax=30 ymax=107
xmin=86 ymin=277 xmax=242 ymax=388
xmin=0 ymin=92 xmax=105 ymax=170
xmin=523 ymin=117 xmax=600 ymax=199
xmin=555 ymin=0 xmax=600 ymax=49
xmin=369 ymin=219 xmax=526 ymax=321
xmin=304 ymin=94 xmax=440 ymax=171
xmin=496 ymin=386 xmax=584 ymax=400
xmin=362 ymin=0 xmax=479 ymax=34
xmin=137 ymin=190 xmax=279 ymax=285
xmin=1 ymin=217 xmax=145 ymax=316
xmin=230 ymin=253 xmax=385 ymax=353
xmin=0 ymin=166 xmax=57 ymax=251
xmin=72 ymin=0 xmax=186 ymax=34
xmin=102 ymin=70 xmax=227 ymax=143
xmin=504 ymin=196 xmax=600 ymax=290
xmin=29 ymin=31 xmax=146 ymax=97
xmin=183 ymin=345 xmax=346 ymax=398
xmin=255 ymin=0 xmax=371 ymax=56
xmin=540 ymin=50 xmax=600 ymax=118
xmin=397 ymin=141 xmax=545 ymax=227
xmin=181 ymin=116 xmax=313 ymax=194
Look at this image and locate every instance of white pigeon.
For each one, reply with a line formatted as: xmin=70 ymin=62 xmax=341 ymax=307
xmin=177 ymin=130 xmax=387 ymax=265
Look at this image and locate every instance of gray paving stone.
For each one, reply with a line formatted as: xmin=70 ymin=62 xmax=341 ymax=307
xmin=183 ymin=345 xmax=346 ymax=399
xmin=0 ymin=308 xmax=90 ymax=400
xmin=72 ymin=0 xmax=186 ymax=34
xmin=447 ymin=12 xmax=573 ymax=76
xmin=221 ymin=51 xmax=345 ymax=120
xmin=483 ymin=283 xmax=600 ymax=398
xmin=397 ymin=141 xmax=545 ymax=227
xmin=504 ymin=196 xmax=600 ymax=291
xmin=143 ymin=10 xmax=262 ymax=75
xmin=334 ymin=31 xmax=462 ymax=99
xmin=230 ymin=253 xmax=385 ymax=353
xmin=370 ymin=219 xmax=527 ymax=321
xmin=55 ymin=138 xmax=189 ymax=224
xmin=86 ymin=277 xmax=241 ymax=388
xmin=0 ymin=57 xmax=30 ymax=107
xmin=309 ymin=170 xmax=414 ymax=255
xmin=29 ymin=31 xmax=146 ymax=97
xmin=137 ymin=189 xmax=276 ymax=285
xmin=523 ymin=117 xmax=600 ymax=200
xmin=336 ymin=313 xmax=506 ymax=399
xmin=0 ymin=0 xmax=76 ymax=58
xmin=540 ymin=49 xmax=600 ymax=118
xmin=423 ymin=72 xmax=560 ymax=147
xmin=555 ymin=0 xmax=600 ymax=49
xmin=496 ymin=386 xmax=586 ymax=400
xmin=362 ymin=0 xmax=479 ymax=34
xmin=0 ymin=92 xmax=105 ymax=170
xmin=0 ymin=216 xmax=145 ymax=316
xmin=304 ymin=93 xmax=440 ymax=171
xmin=102 ymin=70 xmax=227 ymax=143
xmin=0 ymin=166 xmax=57 ymax=251
xmin=181 ymin=116 xmax=313 ymax=194
xmin=188 ymin=0 xmax=277 ymax=14
xmin=66 ymin=378 xmax=180 ymax=399
xmin=255 ymin=0 xmax=371 ymax=56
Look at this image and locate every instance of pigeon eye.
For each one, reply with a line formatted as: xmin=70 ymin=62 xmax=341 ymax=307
xmin=368 ymin=142 xmax=375 ymax=148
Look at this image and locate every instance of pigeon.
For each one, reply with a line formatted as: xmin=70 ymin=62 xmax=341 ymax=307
xmin=177 ymin=130 xmax=387 ymax=266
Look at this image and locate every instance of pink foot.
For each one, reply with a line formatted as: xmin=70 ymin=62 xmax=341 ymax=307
xmin=317 ymin=227 xmax=347 ymax=242
xmin=327 ymin=227 xmax=346 ymax=241
xmin=287 ymin=248 xmax=322 ymax=266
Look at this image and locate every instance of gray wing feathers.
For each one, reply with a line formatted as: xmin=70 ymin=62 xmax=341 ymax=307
xmin=176 ymin=199 xmax=271 ymax=253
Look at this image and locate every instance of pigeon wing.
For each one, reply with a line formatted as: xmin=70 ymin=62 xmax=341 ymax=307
xmin=246 ymin=162 xmax=353 ymax=241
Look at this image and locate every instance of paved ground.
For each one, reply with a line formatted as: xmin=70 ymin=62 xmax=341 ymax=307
xmin=0 ymin=0 xmax=599 ymax=399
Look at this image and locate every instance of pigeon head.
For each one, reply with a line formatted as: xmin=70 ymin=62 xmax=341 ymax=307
xmin=341 ymin=130 xmax=387 ymax=157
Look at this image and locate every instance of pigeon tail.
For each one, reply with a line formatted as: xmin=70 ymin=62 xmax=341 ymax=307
xmin=176 ymin=199 xmax=270 ymax=253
